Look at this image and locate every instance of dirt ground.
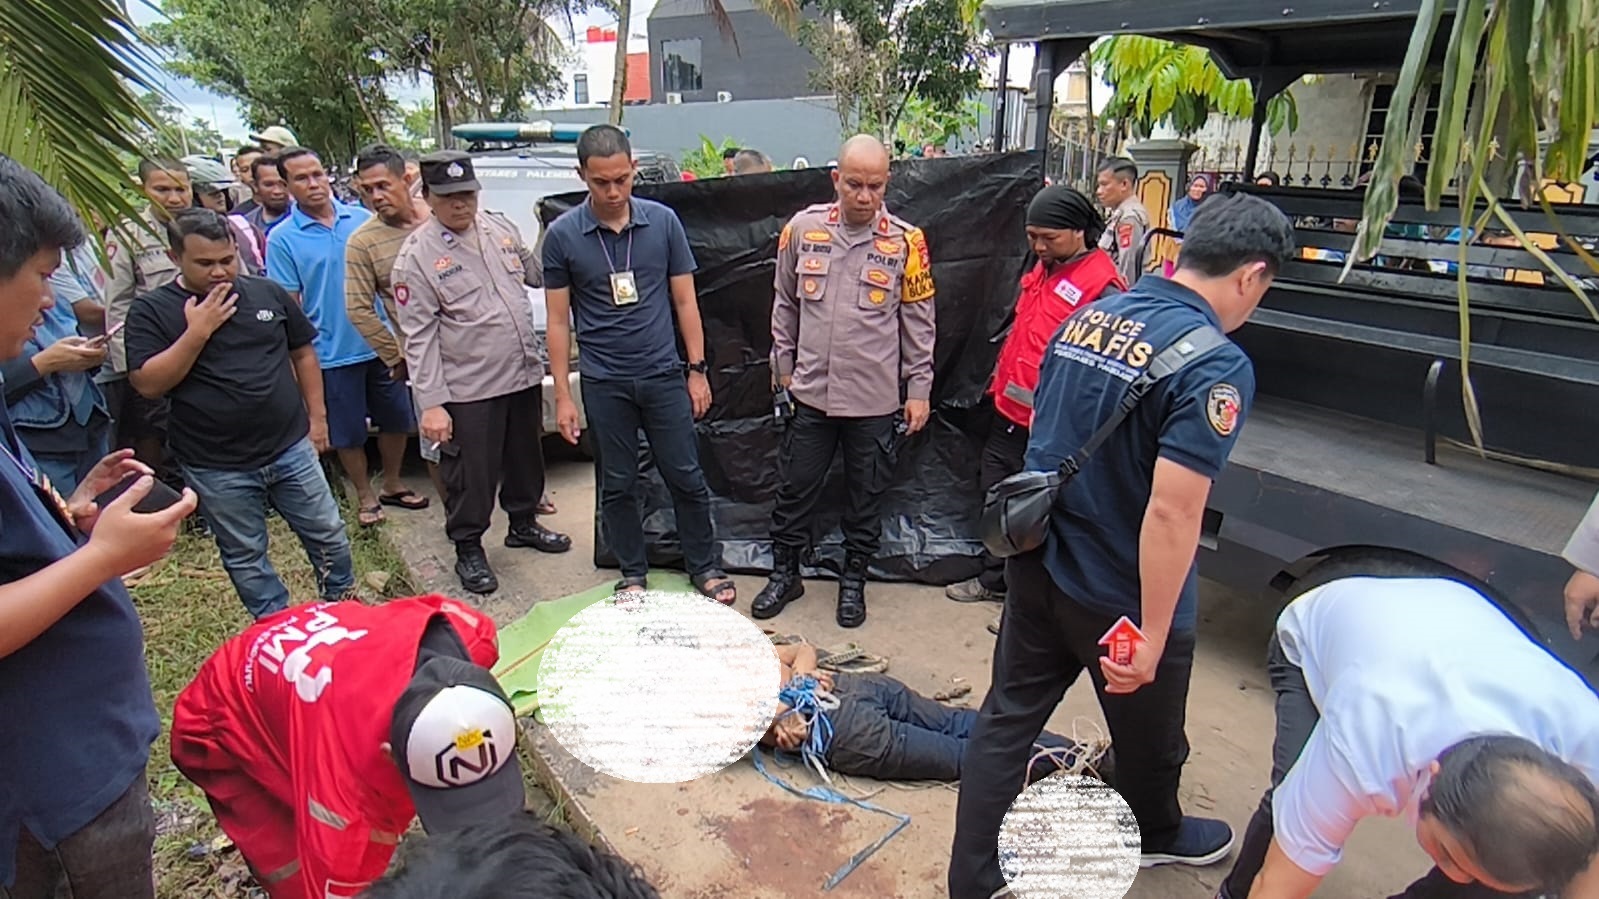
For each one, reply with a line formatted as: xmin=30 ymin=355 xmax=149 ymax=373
xmin=385 ymin=450 xmax=1431 ymax=899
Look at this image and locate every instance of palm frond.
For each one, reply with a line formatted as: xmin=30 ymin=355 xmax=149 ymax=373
xmin=0 ymin=0 xmax=162 ymax=230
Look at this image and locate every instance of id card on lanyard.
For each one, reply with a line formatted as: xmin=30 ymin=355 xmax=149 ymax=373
xmin=597 ymin=228 xmax=638 ymax=306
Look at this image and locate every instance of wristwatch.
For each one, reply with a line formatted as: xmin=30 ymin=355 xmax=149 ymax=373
xmin=687 ymin=359 xmax=709 ymax=375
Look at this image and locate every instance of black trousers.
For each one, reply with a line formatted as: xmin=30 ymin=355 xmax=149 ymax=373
xmin=770 ymin=401 xmax=895 ymax=558
xmin=439 ymin=385 xmax=544 ymax=546
xmin=977 ymin=417 xmax=1030 ymax=592
xmin=4 ymin=771 xmax=155 ymax=899
xmin=949 ymin=549 xmax=1197 ymax=899
xmin=1222 ymin=639 xmax=1541 ymax=899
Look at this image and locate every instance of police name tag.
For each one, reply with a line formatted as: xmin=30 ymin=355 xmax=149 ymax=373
xmin=610 ymin=270 xmax=639 ymax=306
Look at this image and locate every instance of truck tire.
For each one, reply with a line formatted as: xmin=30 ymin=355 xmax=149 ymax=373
xmin=1287 ymin=549 xmax=1538 ymax=636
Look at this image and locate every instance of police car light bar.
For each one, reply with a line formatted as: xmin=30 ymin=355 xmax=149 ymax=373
xmin=450 ymin=121 xmax=630 ymax=144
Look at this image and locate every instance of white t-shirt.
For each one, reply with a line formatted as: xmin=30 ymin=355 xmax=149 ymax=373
xmin=1272 ymin=577 xmax=1599 ymax=876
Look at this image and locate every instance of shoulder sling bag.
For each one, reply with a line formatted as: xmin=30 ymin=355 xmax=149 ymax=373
xmin=980 ymin=324 xmax=1231 ymax=559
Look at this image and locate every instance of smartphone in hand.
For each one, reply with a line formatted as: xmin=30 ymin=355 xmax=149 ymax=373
xmin=94 ymin=473 xmax=185 ymax=514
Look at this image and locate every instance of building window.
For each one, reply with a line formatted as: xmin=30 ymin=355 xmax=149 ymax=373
xmin=661 ymin=38 xmax=702 ymax=93
xmin=574 ymin=73 xmax=589 ymax=105
xmin=1360 ymin=82 xmax=1440 ymax=186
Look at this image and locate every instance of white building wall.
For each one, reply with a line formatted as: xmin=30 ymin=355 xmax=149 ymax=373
xmin=546 ymin=35 xmax=648 ymax=109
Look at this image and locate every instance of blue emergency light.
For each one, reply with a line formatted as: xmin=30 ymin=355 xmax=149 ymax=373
xmin=450 ymin=121 xmax=630 ymax=144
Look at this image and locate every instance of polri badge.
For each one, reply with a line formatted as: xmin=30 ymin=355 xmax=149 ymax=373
xmin=610 ymin=270 xmax=639 ymax=306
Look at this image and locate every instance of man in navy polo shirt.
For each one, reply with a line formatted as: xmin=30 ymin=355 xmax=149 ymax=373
xmin=266 ymin=147 xmax=419 ymax=528
xmin=0 ymin=156 xmax=197 ymax=898
xmin=948 ymin=193 xmax=1296 ymax=898
xmin=542 ymin=125 xmax=735 ymax=604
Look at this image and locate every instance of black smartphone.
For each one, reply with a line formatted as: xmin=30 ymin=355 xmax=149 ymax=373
xmin=774 ymin=387 xmax=795 ymax=422
xmin=94 ymin=474 xmax=185 ymax=514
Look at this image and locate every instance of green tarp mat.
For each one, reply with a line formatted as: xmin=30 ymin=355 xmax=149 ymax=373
xmin=491 ymin=570 xmax=696 ymax=717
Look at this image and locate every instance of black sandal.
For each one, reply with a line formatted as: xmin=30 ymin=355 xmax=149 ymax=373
xmin=692 ymin=570 xmax=738 ymax=605
xmin=613 ymin=576 xmax=648 ymax=594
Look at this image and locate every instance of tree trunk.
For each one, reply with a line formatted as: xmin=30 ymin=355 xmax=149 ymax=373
xmin=609 ymin=0 xmax=630 ymax=125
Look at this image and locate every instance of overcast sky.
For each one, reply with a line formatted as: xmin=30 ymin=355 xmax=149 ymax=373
xmin=128 ymin=0 xmax=645 ymax=144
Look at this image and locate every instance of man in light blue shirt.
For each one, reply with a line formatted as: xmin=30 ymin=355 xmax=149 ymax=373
xmin=266 ymin=147 xmax=420 ymax=527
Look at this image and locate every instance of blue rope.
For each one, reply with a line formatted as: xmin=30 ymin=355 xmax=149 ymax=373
xmin=751 ymin=745 xmax=911 ymax=892
xmin=775 ymin=673 xmax=835 ymax=762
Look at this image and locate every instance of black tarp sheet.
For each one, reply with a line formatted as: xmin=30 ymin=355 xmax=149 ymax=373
xmin=538 ymin=151 xmax=1043 ymax=584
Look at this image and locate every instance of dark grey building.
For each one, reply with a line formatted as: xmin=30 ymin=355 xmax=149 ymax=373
xmin=647 ymin=0 xmax=819 ymax=103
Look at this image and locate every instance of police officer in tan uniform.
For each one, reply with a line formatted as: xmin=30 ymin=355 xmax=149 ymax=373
xmin=103 ymin=157 xmax=191 ymax=484
xmin=390 ymin=151 xmax=571 ymax=595
xmin=752 ymin=134 xmax=936 ymax=628
xmin=1096 ymin=156 xmax=1152 ymax=287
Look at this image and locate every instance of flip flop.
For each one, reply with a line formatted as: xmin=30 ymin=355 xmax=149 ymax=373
xmin=693 ymin=570 xmax=737 ymax=606
xmin=358 ymin=505 xmax=385 ymax=527
xmin=759 ymin=630 xmax=889 ymax=674
xmin=379 ymin=490 xmax=430 ymax=510
xmin=538 ymin=495 xmax=557 ymax=515
xmin=614 ymin=576 xmax=648 ymax=594
xmin=817 ymin=643 xmax=889 ymax=675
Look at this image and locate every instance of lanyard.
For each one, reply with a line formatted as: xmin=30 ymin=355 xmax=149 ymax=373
xmin=0 ymin=427 xmax=77 ymax=536
xmin=0 ymin=432 xmax=35 ymax=483
xmin=596 ymin=226 xmax=634 ymax=274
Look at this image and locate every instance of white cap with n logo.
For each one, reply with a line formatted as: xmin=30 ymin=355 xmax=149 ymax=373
xmin=391 ymin=655 xmax=523 ymax=833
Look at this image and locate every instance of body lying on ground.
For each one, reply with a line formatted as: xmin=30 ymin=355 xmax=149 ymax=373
xmin=759 ymin=642 xmax=1112 ymax=785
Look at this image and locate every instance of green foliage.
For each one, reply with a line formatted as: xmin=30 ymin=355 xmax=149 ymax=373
xmin=798 ymin=0 xmax=989 ymax=141
xmin=681 ymin=135 xmax=739 ymax=178
xmin=130 ymin=91 xmax=224 ymax=159
xmin=152 ymin=0 xmax=584 ymax=161
xmin=0 ymin=0 xmax=162 ymax=231
xmin=1353 ymin=0 xmax=1599 ymax=451
xmin=392 ymin=101 xmax=438 ymax=150
xmin=1092 ymin=36 xmax=1299 ymax=139
xmin=896 ymin=96 xmax=980 ymax=150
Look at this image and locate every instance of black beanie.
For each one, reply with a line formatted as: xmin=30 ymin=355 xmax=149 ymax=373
xmin=1026 ymin=184 xmax=1104 ymax=245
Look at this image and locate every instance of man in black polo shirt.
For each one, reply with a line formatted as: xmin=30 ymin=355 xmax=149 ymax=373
xmin=542 ymin=125 xmax=734 ymax=604
xmin=948 ymin=194 xmax=1297 ymax=898
xmin=126 ymin=208 xmax=356 ymax=619
xmin=0 ymin=156 xmax=196 ymax=899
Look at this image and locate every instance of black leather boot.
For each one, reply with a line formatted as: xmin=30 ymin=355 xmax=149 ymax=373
xmin=454 ymin=542 xmax=499 ymax=595
xmin=836 ymin=553 xmax=868 ymax=628
xmin=751 ymin=544 xmax=805 ymax=619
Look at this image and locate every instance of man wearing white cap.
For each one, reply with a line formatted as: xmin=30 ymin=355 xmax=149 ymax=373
xmin=170 ymin=595 xmax=526 ymax=899
xmin=249 ymin=125 xmax=299 ymax=154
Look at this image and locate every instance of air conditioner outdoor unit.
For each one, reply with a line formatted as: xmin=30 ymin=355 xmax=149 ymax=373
xmin=716 ymin=91 xmax=733 ymax=102
xmin=666 ymin=92 xmax=683 ymax=104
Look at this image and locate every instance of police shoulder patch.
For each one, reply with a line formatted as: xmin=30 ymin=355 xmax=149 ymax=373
xmin=1206 ymin=383 xmax=1242 ymax=436
xmin=902 ymin=227 xmax=934 ymax=303
xmin=778 ymin=224 xmax=791 ymax=251
xmin=395 ymin=284 xmax=411 ymax=306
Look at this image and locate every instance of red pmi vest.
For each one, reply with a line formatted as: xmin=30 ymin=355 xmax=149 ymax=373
xmin=170 ymin=596 xmax=500 ymax=899
xmin=991 ymin=249 xmax=1125 ymax=427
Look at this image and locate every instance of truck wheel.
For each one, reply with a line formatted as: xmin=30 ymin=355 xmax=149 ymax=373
xmin=1288 ymin=550 xmax=1537 ymax=636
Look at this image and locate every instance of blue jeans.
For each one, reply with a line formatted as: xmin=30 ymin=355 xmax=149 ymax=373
xmin=824 ymin=673 xmax=1081 ymax=782
xmin=182 ymin=437 xmax=355 ymax=618
xmin=584 ymin=371 xmax=719 ymax=579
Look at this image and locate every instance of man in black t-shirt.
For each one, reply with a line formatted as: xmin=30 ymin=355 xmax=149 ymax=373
xmin=126 ymin=208 xmax=355 ymax=618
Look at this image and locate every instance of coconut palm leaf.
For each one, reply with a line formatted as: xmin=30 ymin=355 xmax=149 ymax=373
xmin=0 ymin=0 xmax=161 ymax=229
xmin=1353 ymin=0 xmax=1599 ymax=451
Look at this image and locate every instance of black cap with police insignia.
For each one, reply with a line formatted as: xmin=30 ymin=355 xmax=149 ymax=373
xmin=419 ymin=150 xmax=481 ymax=196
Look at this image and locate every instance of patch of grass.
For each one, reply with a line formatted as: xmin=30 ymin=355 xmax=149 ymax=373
xmin=133 ymin=489 xmax=415 ymax=899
